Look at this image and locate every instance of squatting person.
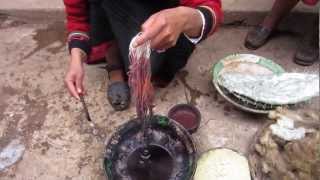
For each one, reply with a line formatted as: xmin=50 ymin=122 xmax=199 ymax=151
xmin=63 ymin=0 xmax=222 ymax=110
xmin=245 ymin=0 xmax=318 ymax=66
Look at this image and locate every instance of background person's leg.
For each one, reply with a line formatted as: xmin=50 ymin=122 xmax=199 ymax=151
xmin=101 ymin=0 xmax=194 ymax=79
xmin=245 ymin=0 xmax=299 ymax=49
xmin=294 ymin=15 xmax=319 ymax=66
xmin=262 ymin=0 xmax=299 ymax=30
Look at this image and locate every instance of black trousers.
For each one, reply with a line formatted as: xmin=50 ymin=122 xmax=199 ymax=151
xmin=89 ymin=0 xmax=195 ymax=80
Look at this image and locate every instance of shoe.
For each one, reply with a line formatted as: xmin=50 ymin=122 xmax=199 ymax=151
xmin=245 ymin=26 xmax=273 ymax=50
xmin=294 ymin=22 xmax=319 ymax=66
xmin=294 ymin=40 xmax=319 ymax=66
xmin=106 ymin=64 xmax=130 ymax=111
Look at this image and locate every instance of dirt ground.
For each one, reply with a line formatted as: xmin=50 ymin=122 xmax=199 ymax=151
xmin=0 ymin=14 xmax=318 ymax=180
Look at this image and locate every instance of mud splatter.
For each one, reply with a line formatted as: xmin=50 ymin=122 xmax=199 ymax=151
xmin=177 ymin=70 xmax=209 ymax=105
xmin=160 ymin=90 xmax=169 ymax=101
xmin=0 ymin=13 xmax=26 ymax=29
xmin=33 ymin=86 xmax=43 ymax=97
xmin=213 ymin=89 xmax=219 ymax=101
xmin=21 ymin=80 xmax=30 ymax=88
xmin=77 ymin=155 xmax=93 ymax=174
xmin=223 ymin=105 xmax=232 ymax=116
xmin=33 ymin=141 xmax=51 ymax=155
xmin=218 ymin=100 xmax=225 ymax=105
xmin=0 ymin=87 xmax=11 ymax=120
xmin=171 ymin=79 xmax=179 ymax=88
xmin=19 ymin=94 xmax=49 ymax=148
xmin=0 ymin=102 xmax=7 ymax=125
xmin=0 ymin=114 xmax=22 ymax=150
xmin=23 ymin=21 xmax=66 ymax=59
xmin=0 ymin=13 xmax=8 ymax=25
xmin=0 ymin=86 xmax=21 ymax=149
xmin=62 ymin=105 xmax=70 ymax=112
xmin=0 ymin=94 xmax=48 ymax=147
xmin=1 ymin=86 xmax=19 ymax=96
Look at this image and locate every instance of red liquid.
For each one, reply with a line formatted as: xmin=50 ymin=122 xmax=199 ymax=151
xmin=171 ymin=110 xmax=197 ymax=129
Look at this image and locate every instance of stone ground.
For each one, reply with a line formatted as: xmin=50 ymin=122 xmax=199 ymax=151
xmin=0 ymin=13 xmax=319 ymax=180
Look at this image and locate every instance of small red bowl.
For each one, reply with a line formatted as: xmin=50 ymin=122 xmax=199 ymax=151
xmin=168 ymin=104 xmax=201 ymax=134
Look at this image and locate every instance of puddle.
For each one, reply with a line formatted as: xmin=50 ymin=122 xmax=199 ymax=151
xmin=23 ymin=21 xmax=66 ymax=59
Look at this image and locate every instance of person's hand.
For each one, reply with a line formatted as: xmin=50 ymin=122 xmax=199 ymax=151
xmin=134 ymin=6 xmax=203 ymax=50
xmin=64 ymin=48 xmax=86 ymax=100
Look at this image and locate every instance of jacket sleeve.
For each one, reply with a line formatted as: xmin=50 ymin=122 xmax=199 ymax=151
xmin=302 ymin=0 xmax=319 ymax=5
xmin=63 ymin=0 xmax=90 ymax=33
xmin=63 ymin=0 xmax=91 ymax=58
xmin=180 ymin=0 xmax=223 ymax=35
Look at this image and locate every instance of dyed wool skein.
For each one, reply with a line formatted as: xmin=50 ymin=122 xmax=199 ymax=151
xmin=128 ymin=35 xmax=154 ymax=122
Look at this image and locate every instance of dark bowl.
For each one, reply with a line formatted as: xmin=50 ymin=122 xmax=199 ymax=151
xmin=168 ymin=104 xmax=201 ymax=134
xmin=104 ymin=115 xmax=197 ymax=180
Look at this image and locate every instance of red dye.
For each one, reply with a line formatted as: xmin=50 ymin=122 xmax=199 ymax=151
xmin=170 ymin=110 xmax=197 ymax=129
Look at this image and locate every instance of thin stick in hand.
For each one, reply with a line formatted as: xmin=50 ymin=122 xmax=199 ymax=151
xmin=80 ymin=95 xmax=92 ymax=122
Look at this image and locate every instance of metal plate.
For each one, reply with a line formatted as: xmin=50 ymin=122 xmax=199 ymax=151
xmin=212 ymin=54 xmax=285 ymax=114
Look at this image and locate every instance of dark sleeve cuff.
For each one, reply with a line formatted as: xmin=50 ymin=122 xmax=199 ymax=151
xmin=196 ymin=7 xmax=214 ymax=40
xmin=68 ymin=39 xmax=91 ymax=56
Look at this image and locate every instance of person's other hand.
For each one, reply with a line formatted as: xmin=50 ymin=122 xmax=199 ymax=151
xmin=65 ymin=48 xmax=86 ymax=100
xmin=134 ymin=7 xmax=202 ymax=50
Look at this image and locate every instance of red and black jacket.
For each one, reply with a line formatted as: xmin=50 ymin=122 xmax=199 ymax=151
xmin=64 ymin=0 xmax=223 ymax=63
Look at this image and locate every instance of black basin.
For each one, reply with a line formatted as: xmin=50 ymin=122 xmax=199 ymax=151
xmin=104 ymin=115 xmax=196 ymax=180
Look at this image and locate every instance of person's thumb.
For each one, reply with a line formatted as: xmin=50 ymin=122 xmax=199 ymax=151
xmin=75 ymin=76 xmax=84 ymax=95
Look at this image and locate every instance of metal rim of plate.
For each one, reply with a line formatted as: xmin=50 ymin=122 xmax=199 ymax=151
xmin=212 ymin=54 xmax=286 ymax=114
